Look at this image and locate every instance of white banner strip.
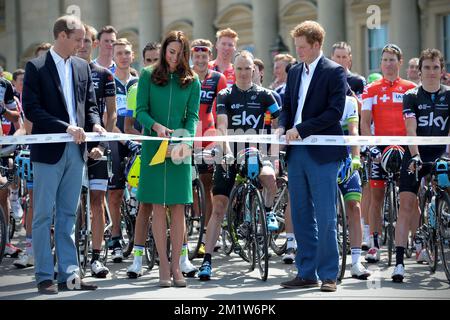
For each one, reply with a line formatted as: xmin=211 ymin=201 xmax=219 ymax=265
xmin=1 ymin=132 xmax=450 ymax=146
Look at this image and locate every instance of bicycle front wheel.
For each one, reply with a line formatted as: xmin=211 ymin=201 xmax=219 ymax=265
xmin=75 ymin=198 xmax=90 ymax=278
xmin=269 ymin=177 xmax=288 ymax=256
xmin=437 ymin=192 xmax=450 ymax=283
xmin=336 ymin=189 xmax=347 ymax=281
xmin=250 ymin=187 xmax=269 ymax=281
xmin=187 ymin=178 xmax=206 ymax=260
xmin=0 ymin=206 xmax=6 ymax=265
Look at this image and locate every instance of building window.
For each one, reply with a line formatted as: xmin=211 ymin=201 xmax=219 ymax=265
xmin=444 ymin=14 xmax=450 ymax=71
xmin=367 ymin=25 xmax=388 ymax=75
xmin=0 ymin=0 xmax=5 ymax=32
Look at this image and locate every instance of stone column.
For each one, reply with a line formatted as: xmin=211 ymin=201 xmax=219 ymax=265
xmin=389 ymin=0 xmax=420 ymax=77
xmin=252 ymin=0 xmax=278 ymax=87
xmin=317 ymin=0 xmax=345 ymax=57
xmin=138 ymin=0 xmax=161 ymax=46
xmin=5 ymin=0 xmax=19 ymax=70
xmin=192 ymin=0 xmax=217 ymax=41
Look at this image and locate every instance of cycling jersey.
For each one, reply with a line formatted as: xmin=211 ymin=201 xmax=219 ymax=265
xmin=0 ymin=77 xmax=18 ymax=135
xmin=195 ymin=70 xmax=228 ymax=148
xmin=340 ymin=96 xmax=359 ymax=135
xmin=93 ymin=58 xmax=117 ymax=74
xmin=403 ymin=84 xmax=450 ymax=162
xmin=217 ymin=84 xmax=280 ymax=158
xmin=362 ymin=77 xmax=416 ymax=136
xmin=90 ymin=63 xmax=116 ymax=124
xmin=208 ymin=60 xmax=235 ymax=87
xmin=114 ymin=75 xmax=139 ymax=132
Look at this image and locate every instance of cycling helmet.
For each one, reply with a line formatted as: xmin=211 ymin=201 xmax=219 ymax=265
xmin=367 ymin=72 xmax=382 ymax=84
xmin=236 ymin=147 xmax=262 ymax=180
xmin=337 ymin=156 xmax=353 ymax=184
xmin=381 ymin=145 xmax=405 ymax=173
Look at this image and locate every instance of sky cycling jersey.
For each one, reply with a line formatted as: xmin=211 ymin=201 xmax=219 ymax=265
xmin=89 ymin=62 xmax=116 ymax=126
xmin=403 ymin=84 xmax=450 ymax=162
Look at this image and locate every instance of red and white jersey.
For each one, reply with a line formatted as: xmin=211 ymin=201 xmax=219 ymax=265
xmin=362 ymin=77 xmax=416 ymax=136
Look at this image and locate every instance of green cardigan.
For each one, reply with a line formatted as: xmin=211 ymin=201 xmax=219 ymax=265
xmin=136 ymin=67 xmax=200 ymax=205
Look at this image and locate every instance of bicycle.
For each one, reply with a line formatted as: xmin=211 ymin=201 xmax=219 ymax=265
xmin=269 ymin=151 xmax=289 ymax=256
xmin=415 ymin=158 xmax=450 ymax=283
xmin=75 ymin=153 xmax=114 ymax=278
xmin=336 ymin=188 xmax=348 ymax=281
xmin=226 ymin=148 xmax=269 ymax=281
xmin=0 ymin=157 xmax=18 ymax=265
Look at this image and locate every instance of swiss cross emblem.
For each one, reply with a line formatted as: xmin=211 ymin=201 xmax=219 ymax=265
xmin=380 ymin=94 xmax=390 ymax=103
xmin=381 ymin=87 xmax=387 ymax=92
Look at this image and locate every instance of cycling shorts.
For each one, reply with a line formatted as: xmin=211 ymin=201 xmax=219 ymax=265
xmin=108 ymin=141 xmax=128 ymax=190
xmin=338 ymin=170 xmax=362 ymax=202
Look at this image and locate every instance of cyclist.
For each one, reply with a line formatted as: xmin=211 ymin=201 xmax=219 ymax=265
xmin=77 ymin=24 xmax=117 ymax=277
xmin=208 ymin=28 xmax=238 ymax=88
xmin=108 ymin=38 xmax=140 ymax=263
xmin=361 ymin=44 xmax=416 ymax=263
xmin=93 ymin=26 xmax=118 ymax=73
xmin=198 ymin=50 xmax=280 ymax=281
xmin=191 ymin=39 xmax=228 ymax=256
xmin=142 ymin=42 xmax=161 ymax=67
xmin=392 ymin=48 xmax=450 ymax=282
xmin=0 ymin=75 xmax=24 ymax=258
xmin=338 ymin=93 xmax=371 ymax=279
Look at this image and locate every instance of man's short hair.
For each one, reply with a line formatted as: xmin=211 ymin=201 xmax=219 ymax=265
xmin=34 ymin=42 xmax=52 ymax=57
xmin=254 ymin=58 xmax=264 ymax=71
xmin=381 ymin=43 xmax=403 ymax=61
xmin=274 ymin=53 xmax=296 ymax=64
xmin=290 ymin=21 xmax=326 ymax=47
xmin=84 ymin=24 xmax=98 ymax=42
xmin=331 ymin=41 xmax=352 ymax=56
xmin=419 ymin=48 xmax=445 ymax=71
xmin=142 ymin=42 xmax=161 ymax=58
xmin=409 ymin=57 xmax=419 ymax=66
xmin=216 ymin=28 xmax=239 ymax=42
xmin=53 ymin=15 xmax=84 ymax=40
xmin=97 ymin=25 xmax=118 ymax=41
xmin=191 ymin=39 xmax=213 ymax=51
xmin=113 ymin=38 xmax=132 ymax=49
xmin=234 ymin=50 xmax=254 ymax=62
xmin=13 ymin=69 xmax=25 ymax=81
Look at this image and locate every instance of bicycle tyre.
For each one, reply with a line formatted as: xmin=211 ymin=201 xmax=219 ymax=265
xmin=0 ymin=206 xmax=6 ymax=265
xmin=145 ymin=227 xmax=156 ymax=270
xmin=437 ymin=192 xmax=450 ymax=283
xmin=75 ymin=200 xmax=89 ymax=278
xmin=120 ymin=199 xmax=135 ymax=258
xmin=187 ymin=178 xmax=206 ymax=260
xmin=387 ymin=182 xmax=397 ymax=267
xmin=250 ymin=187 xmax=269 ymax=281
xmin=337 ymin=189 xmax=347 ymax=281
xmin=269 ymin=177 xmax=288 ymax=256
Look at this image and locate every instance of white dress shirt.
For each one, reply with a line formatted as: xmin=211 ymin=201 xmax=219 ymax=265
xmin=294 ymin=51 xmax=323 ymax=126
xmin=50 ymin=47 xmax=77 ymax=126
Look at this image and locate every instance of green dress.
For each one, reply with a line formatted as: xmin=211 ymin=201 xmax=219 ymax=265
xmin=136 ymin=67 xmax=200 ymax=205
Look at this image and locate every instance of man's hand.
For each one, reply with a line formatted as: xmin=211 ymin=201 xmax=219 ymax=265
xmin=67 ymin=125 xmax=86 ymax=144
xmin=92 ymin=124 xmax=107 ymax=135
xmin=152 ymin=122 xmax=173 ymax=138
xmin=408 ymin=154 xmax=422 ymax=173
xmin=285 ymin=127 xmax=301 ymax=144
xmin=351 ymin=155 xmax=361 ymax=172
xmin=88 ymin=146 xmax=105 ymax=160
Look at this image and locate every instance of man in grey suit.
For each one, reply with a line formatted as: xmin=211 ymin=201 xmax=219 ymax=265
xmin=22 ymin=15 xmax=106 ymax=294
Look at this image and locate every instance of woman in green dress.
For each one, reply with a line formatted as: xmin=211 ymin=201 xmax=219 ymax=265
xmin=136 ymin=31 xmax=200 ymax=287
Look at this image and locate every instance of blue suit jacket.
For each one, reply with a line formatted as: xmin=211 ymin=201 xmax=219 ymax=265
xmin=22 ymin=51 xmax=101 ymax=164
xmin=279 ymin=56 xmax=348 ymax=164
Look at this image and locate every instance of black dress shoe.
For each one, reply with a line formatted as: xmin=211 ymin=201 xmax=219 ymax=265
xmin=280 ymin=277 xmax=319 ymax=289
xmin=320 ymin=280 xmax=337 ymax=292
xmin=58 ymin=280 xmax=98 ymax=291
xmin=37 ymin=280 xmax=58 ymax=295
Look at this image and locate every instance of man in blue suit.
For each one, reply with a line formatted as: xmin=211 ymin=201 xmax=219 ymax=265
xmin=278 ymin=21 xmax=347 ymax=292
xmin=23 ymin=15 xmax=106 ymax=294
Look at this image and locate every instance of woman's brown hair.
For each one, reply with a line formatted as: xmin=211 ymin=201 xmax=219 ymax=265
xmin=151 ymin=30 xmax=195 ymax=88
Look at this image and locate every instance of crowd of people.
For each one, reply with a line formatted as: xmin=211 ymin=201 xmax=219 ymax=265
xmin=1 ymin=14 xmax=449 ymax=295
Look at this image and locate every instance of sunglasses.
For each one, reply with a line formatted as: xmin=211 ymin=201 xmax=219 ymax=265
xmin=192 ymin=46 xmax=210 ymax=53
xmin=382 ymin=44 xmax=402 ymax=55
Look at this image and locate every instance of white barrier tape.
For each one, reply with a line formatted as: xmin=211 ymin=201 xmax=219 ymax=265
xmin=1 ymin=132 xmax=450 ymax=146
